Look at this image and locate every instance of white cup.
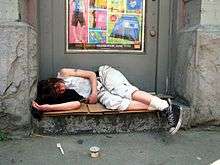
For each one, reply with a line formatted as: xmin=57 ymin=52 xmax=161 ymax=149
xmin=90 ymin=146 xmax=100 ymax=158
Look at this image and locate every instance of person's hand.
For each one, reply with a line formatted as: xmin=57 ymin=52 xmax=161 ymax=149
xmin=32 ymin=101 xmax=50 ymax=112
xmin=87 ymin=93 xmax=97 ymax=104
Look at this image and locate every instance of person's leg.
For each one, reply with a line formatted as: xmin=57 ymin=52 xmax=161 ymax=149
xmin=72 ymin=13 xmax=78 ymax=42
xmin=98 ymin=66 xmax=182 ymax=134
xmin=98 ymin=86 xmax=150 ymax=111
xmin=132 ymin=90 xmax=182 ymax=135
xmin=97 ymin=86 xmax=130 ymax=110
xmin=126 ymin=100 xmax=149 ymax=110
xmin=163 ymin=99 xmax=183 ymax=135
xmin=131 ymin=90 xmax=151 ymax=105
xmin=72 ymin=13 xmax=81 ymax=42
xmin=73 ymin=25 xmax=80 ymax=42
xmin=98 ymin=65 xmax=169 ymax=111
xmin=98 ymin=65 xmax=133 ymax=92
xmin=78 ymin=12 xmax=86 ymax=42
xmin=78 ymin=25 xmax=86 ymax=43
xmin=132 ymin=90 xmax=169 ymax=111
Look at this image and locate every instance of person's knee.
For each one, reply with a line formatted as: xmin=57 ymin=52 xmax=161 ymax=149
xmin=103 ymin=98 xmax=130 ymax=111
xmin=131 ymin=90 xmax=140 ymax=98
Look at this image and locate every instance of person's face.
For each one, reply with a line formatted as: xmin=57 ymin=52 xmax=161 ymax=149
xmin=54 ymin=82 xmax=66 ymax=94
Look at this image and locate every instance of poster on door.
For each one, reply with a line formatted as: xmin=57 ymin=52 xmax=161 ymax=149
xmin=66 ymin=0 xmax=145 ymax=52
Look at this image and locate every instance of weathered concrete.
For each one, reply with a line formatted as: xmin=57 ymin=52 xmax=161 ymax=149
xmin=33 ymin=113 xmax=165 ymax=135
xmin=18 ymin=0 xmax=38 ymax=27
xmin=0 ymin=127 xmax=219 ymax=165
xmin=0 ymin=0 xmax=38 ymax=135
xmin=201 ymin=0 xmax=220 ymax=25
xmin=0 ymin=22 xmax=38 ymax=133
xmin=33 ymin=101 xmax=190 ymax=135
xmin=180 ymin=0 xmax=201 ymax=29
xmin=174 ymin=26 xmax=220 ymax=125
xmin=172 ymin=0 xmax=220 ymax=126
xmin=0 ymin=0 xmax=19 ymax=22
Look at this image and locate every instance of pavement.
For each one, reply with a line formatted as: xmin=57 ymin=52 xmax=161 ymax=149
xmin=0 ymin=126 xmax=219 ymax=165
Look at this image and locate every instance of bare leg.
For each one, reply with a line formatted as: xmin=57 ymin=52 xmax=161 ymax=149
xmin=131 ymin=90 xmax=152 ymax=105
xmin=78 ymin=25 xmax=86 ymax=42
xmin=126 ymin=100 xmax=150 ymax=110
xmin=73 ymin=25 xmax=80 ymax=42
xmin=132 ymin=90 xmax=169 ymax=111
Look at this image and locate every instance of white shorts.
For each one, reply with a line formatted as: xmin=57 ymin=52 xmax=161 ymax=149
xmin=97 ymin=65 xmax=139 ymax=110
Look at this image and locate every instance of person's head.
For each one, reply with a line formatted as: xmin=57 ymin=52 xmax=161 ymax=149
xmin=32 ymin=78 xmax=66 ymax=120
xmin=37 ymin=78 xmax=66 ymax=100
xmin=37 ymin=79 xmax=53 ymax=101
xmin=47 ymin=78 xmax=66 ymax=95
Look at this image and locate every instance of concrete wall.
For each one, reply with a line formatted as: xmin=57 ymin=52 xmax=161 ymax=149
xmin=0 ymin=0 xmax=38 ymax=135
xmin=0 ymin=0 xmax=19 ymax=22
xmin=172 ymin=0 xmax=220 ymax=126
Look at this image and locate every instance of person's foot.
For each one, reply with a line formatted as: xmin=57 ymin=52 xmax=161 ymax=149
xmin=163 ymin=98 xmax=183 ymax=135
xmin=169 ymin=103 xmax=183 ymax=135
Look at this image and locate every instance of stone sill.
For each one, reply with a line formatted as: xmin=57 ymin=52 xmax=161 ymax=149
xmin=34 ymin=98 xmax=191 ymax=135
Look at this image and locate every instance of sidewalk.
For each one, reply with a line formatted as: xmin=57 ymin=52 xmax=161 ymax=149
xmin=0 ymin=127 xmax=219 ymax=165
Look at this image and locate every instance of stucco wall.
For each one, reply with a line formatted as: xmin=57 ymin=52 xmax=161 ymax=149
xmin=0 ymin=0 xmax=19 ymax=22
xmin=173 ymin=0 xmax=220 ymax=125
xmin=201 ymin=0 xmax=220 ymax=25
xmin=0 ymin=1 xmax=38 ymax=134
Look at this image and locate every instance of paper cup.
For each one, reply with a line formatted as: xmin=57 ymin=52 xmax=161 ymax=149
xmin=90 ymin=146 xmax=100 ymax=158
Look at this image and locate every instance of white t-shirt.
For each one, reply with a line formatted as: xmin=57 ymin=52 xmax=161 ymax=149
xmin=62 ymin=76 xmax=91 ymax=98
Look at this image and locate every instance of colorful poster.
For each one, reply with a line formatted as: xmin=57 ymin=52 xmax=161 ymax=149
xmin=66 ymin=0 xmax=145 ymax=52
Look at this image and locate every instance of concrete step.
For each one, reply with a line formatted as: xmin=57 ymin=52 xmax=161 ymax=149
xmin=32 ymin=101 xmax=191 ymax=135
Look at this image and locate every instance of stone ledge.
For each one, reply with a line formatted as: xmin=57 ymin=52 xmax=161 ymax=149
xmin=33 ymin=112 xmax=163 ymax=135
xmin=33 ymin=101 xmax=191 ymax=135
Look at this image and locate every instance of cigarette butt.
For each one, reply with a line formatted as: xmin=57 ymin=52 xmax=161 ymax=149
xmin=57 ymin=143 xmax=65 ymax=155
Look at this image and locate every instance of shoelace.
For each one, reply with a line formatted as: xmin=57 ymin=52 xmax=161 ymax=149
xmin=167 ymin=109 xmax=175 ymax=126
xmin=166 ymin=99 xmax=175 ymax=126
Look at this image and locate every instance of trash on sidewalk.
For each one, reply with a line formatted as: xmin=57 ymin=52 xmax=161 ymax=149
xmin=89 ymin=146 xmax=100 ymax=158
xmin=57 ymin=143 xmax=65 ymax=155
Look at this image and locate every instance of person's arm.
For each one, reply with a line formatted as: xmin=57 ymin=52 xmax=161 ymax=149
xmin=32 ymin=100 xmax=81 ymax=112
xmin=58 ymin=68 xmax=97 ymax=104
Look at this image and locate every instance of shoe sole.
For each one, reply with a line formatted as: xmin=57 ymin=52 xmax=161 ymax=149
xmin=169 ymin=106 xmax=183 ymax=135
